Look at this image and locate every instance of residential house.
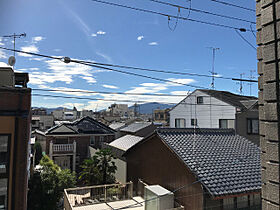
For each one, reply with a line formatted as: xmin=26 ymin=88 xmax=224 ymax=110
xmin=169 ymin=89 xmax=259 ymax=145
xmin=124 ymin=128 xmax=261 ymax=210
xmin=109 ymin=122 xmax=126 ymax=138
xmin=103 ymin=135 xmax=144 ymax=183
xmin=0 ymin=67 xmax=31 ymax=210
xmin=153 ymin=108 xmax=170 ymax=126
xmin=120 ymin=122 xmax=157 ymax=138
xmin=44 ymin=116 xmax=116 ymax=171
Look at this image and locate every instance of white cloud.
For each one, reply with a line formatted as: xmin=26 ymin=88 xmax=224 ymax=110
xmin=166 ymin=78 xmax=196 ymax=86
xmin=80 ymin=76 xmax=96 ymax=84
xmin=18 ymin=45 xmax=39 ymax=57
xmin=29 ymin=57 xmax=45 ymax=61
xmin=32 ymin=36 xmax=45 ymax=43
xmin=91 ymin=33 xmax=97 ymax=37
xmin=54 ymin=49 xmax=61 ymax=52
xmin=29 ymin=68 xmax=39 ymax=71
xmin=137 ymin=36 xmax=144 ymax=41
xmin=149 ymin=42 xmax=158 ymax=46
xmin=0 ymin=62 xmax=9 ymax=67
xmin=170 ymin=91 xmax=190 ymax=96
xmin=96 ymin=30 xmax=106 ymax=35
xmin=103 ymin=84 xmax=118 ymax=89
xmin=96 ymin=52 xmax=112 ymax=63
xmin=0 ymin=50 xmax=7 ymax=59
xmin=0 ymin=38 xmax=4 ymax=46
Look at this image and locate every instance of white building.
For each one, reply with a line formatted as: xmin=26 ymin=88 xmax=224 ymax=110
xmin=169 ymin=89 xmax=258 ymax=130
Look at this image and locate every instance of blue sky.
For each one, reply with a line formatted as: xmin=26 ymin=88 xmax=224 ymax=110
xmin=0 ymin=0 xmax=257 ymax=110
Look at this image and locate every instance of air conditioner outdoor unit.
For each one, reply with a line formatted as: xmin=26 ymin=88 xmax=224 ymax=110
xmin=0 ymin=67 xmax=14 ymax=87
xmin=144 ymin=185 xmax=174 ymax=210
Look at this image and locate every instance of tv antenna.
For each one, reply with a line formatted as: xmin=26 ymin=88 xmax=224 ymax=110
xmin=248 ymin=70 xmax=256 ymax=96
xmin=208 ymin=47 xmax=220 ymax=89
xmin=2 ymin=33 xmax=26 ymax=57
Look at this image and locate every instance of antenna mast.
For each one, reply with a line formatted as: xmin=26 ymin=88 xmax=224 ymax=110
xmin=2 ymin=33 xmax=26 ymax=57
xmin=208 ymin=47 xmax=220 ymax=89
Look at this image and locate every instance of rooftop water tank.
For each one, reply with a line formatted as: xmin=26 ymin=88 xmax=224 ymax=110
xmin=0 ymin=67 xmax=14 ymax=87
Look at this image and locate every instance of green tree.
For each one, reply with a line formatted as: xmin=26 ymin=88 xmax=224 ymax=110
xmin=79 ymin=148 xmax=117 ymax=185
xmin=33 ymin=141 xmax=42 ymax=165
xmin=27 ymin=155 xmax=76 ymax=210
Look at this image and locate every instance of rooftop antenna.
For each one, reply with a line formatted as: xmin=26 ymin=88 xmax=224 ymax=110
xmin=208 ymin=47 xmax=220 ymax=89
xmin=248 ymin=69 xmax=256 ymax=96
xmin=3 ymin=33 xmax=26 ymax=57
xmin=239 ymin=73 xmax=246 ymax=95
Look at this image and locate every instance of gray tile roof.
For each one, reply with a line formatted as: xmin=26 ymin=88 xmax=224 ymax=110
xmin=109 ymin=122 xmax=126 ymax=131
xmin=109 ymin=135 xmax=144 ymax=152
xmin=198 ymin=89 xmax=257 ymax=109
xmin=156 ymin=128 xmax=261 ymax=197
xmin=46 ymin=116 xmax=115 ymax=135
xmin=120 ymin=122 xmax=152 ymax=133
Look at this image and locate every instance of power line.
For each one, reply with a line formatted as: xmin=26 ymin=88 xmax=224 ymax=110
xmin=235 ymin=30 xmax=257 ymax=50
xmin=208 ymin=0 xmax=255 ymax=12
xmin=149 ymin=0 xmax=256 ymax=24
xmin=90 ymin=0 xmax=255 ymax=32
xmin=0 ymin=46 xmax=258 ymax=83
xmin=32 ymin=88 xmax=189 ymax=97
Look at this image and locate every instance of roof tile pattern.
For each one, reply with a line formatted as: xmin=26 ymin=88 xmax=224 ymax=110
xmin=120 ymin=122 xmax=152 ymax=133
xmin=157 ymin=128 xmax=261 ymax=197
xmin=109 ymin=135 xmax=144 ymax=151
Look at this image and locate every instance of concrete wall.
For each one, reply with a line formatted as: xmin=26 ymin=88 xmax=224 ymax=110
xmin=257 ymin=0 xmax=280 ymax=209
xmin=169 ymin=90 xmax=236 ymax=128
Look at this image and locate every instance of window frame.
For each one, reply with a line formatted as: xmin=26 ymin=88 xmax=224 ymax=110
xmin=197 ymin=96 xmax=204 ymax=104
xmin=191 ymin=119 xmax=198 ymax=126
xmin=175 ymin=118 xmax=186 ymax=128
xmin=247 ymin=118 xmax=259 ymax=135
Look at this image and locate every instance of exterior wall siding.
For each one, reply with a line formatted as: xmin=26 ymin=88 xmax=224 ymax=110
xmin=170 ymin=90 xmax=236 ymax=128
xmin=125 ymin=135 xmax=203 ymax=209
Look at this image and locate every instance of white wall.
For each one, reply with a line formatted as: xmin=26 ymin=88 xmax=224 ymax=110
xmin=169 ymin=90 xmax=236 ymax=128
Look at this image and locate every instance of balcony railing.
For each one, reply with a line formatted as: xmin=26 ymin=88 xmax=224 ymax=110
xmin=53 ymin=144 xmax=74 ymax=152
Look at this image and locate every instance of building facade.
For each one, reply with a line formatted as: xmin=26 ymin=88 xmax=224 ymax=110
xmin=0 ymin=67 xmax=31 ymax=210
xmin=169 ymin=89 xmax=260 ymax=145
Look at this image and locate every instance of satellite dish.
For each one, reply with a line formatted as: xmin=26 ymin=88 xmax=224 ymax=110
xmin=8 ymin=56 xmax=16 ymax=66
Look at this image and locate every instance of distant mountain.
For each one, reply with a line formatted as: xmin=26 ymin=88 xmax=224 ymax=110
xmin=129 ymin=102 xmax=175 ymax=114
xmin=32 ymin=107 xmax=65 ymax=114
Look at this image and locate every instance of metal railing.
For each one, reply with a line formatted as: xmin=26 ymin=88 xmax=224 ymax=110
xmin=53 ymin=144 xmax=73 ymax=152
xmin=64 ymin=182 xmax=133 ymax=210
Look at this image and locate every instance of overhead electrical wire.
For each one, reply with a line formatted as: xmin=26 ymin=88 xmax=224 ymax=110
xmin=89 ymin=0 xmax=255 ymax=32
xmin=149 ymin=0 xmax=256 ymax=24
xmin=0 ymin=47 xmax=258 ymax=83
xmin=235 ymin=30 xmax=257 ymax=50
xmin=208 ymin=0 xmax=255 ymax=12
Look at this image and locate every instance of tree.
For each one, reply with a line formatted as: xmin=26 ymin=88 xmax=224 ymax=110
xmin=33 ymin=141 xmax=42 ymax=165
xmin=79 ymin=148 xmax=117 ymax=185
xmin=27 ymin=155 xmax=76 ymax=210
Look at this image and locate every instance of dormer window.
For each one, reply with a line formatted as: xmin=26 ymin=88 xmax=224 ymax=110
xmin=197 ymin=96 xmax=203 ymax=104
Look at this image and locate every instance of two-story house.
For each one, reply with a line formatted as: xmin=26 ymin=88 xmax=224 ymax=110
xmin=169 ymin=89 xmax=259 ymax=145
xmin=43 ymin=116 xmax=116 ymax=171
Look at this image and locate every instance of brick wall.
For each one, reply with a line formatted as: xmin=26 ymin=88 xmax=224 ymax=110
xmin=257 ymin=0 xmax=280 ymax=209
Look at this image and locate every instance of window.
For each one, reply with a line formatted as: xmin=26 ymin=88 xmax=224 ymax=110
xmin=219 ymin=119 xmax=235 ymax=129
xmin=247 ymin=119 xmax=259 ymax=134
xmin=197 ymin=96 xmax=203 ymax=104
xmin=90 ymin=136 xmax=95 ymax=145
xmin=175 ymin=119 xmax=185 ymax=128
xmin=191 ymin=119 xmax=198 ymax=126
xmin=0 ymin=135 xmax=10 ymax=210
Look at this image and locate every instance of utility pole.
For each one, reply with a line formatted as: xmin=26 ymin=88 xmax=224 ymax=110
xmin=2 ymin=33 xmax=26 ymax=57
xmin=208 ymin=47 xmax=220 ymax=89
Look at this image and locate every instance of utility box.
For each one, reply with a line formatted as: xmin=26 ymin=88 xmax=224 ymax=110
xmin=144 ymin=185 xmax=174 ymax=210
xmin=0 ymin=67 xmax=14 ymax=87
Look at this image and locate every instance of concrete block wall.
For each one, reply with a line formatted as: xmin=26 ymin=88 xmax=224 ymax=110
xmin=257 ymin=0 xmax=280 ymax=209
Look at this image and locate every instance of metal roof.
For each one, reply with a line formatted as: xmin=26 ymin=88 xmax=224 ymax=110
xmin=109 ymin=135 xmax=144 ymax=151
xmin=120 ymin=122 xmax=152 ymax=133
xmin=109 ymin=122 xmax=126 ymax=130
xmin=156 ymin=128 xmax=261 ymax=197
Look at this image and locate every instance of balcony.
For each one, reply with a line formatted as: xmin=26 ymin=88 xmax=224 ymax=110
xmin=64 ymin=181 xmax=184 ymax=210
xmin=53 ymin=144 xmax=74 ymax=152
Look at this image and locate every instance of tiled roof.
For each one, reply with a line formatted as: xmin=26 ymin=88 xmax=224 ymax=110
xmin=156 ymin=128 xmax=261 ymax=197
xmin=120 ymin=122 xmax=152 ymax=133
xmin=198 ymin=89 xmax=257 ymax=109
xmin=109 ymin=122 xmax=126 ymax=131
xmin=109 ymin=135 xmax=144 ymax=152
xmin=46 ymin=116 xmax=115 ymax=135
